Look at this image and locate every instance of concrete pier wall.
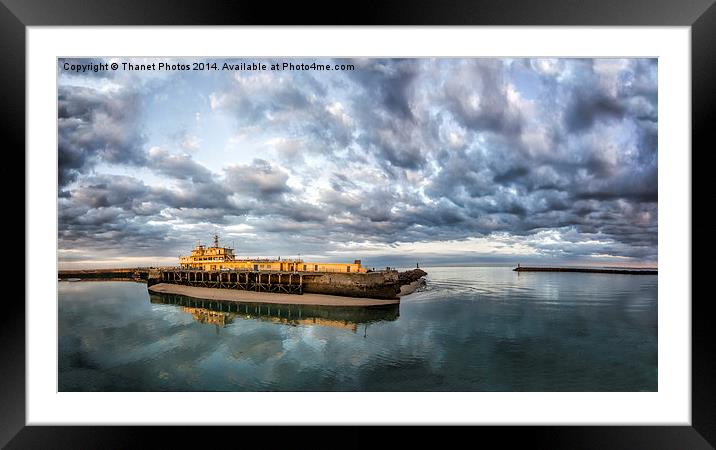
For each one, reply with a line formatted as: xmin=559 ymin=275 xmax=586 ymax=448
xmin=58 ymin=268 xmax=153 ymax=280
xmin=302 ymin=271 xmax=402 ymax=299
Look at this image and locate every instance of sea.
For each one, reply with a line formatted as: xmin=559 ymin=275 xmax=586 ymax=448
xmin=58 ymin=266 xmax=657 ymax=391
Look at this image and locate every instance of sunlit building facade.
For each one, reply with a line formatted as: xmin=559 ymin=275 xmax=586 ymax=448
xmin=179 ymin=235 xmax=366 ymax=273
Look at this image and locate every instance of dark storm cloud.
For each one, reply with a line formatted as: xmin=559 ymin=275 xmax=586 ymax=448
xmin=442 ymin=60 xmax=524 ymax=135
xmin=425 ymin=148 xmax=495 ymax=202
xmin=358 ymin=118 xmax=428 ymax=170
xmin=224 ymin=159 xmax=291 ymax=198
xmin=346 ymin=59 xmax=420 ymax=121
xmin=214 ymin=68 xmax=356 ymax=156
xmin=342 ymin=59 xmax=437 ymax=172
xmin=565 ymin=87 xmax=626 ymax=132
xmin=58 ymin=58 xmax=658 ymax=266
xmin=58 ymin=85 xmax=147 ymax=187
xmin=493 ymin=166 xmax=530 ymax=184
xmin=68 ymin=175 xmax=152 ymax=211
xmin=210 ymin=70 xmax=317 ymax=127
xmin=558 ymin=60 xmax=656 ymax=139
xmin=148 ymin=148 xmax=213 ymax=183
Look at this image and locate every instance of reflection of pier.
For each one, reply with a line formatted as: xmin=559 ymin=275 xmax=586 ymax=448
xmin=149 ymin=292 xmax=398 ymax=332
xmin=181 ymin=307 xmax=234 ymax=327
xmin=158 ymin=269 xmax=304 ymax=294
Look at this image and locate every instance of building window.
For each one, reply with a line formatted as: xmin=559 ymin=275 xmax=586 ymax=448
xmin=347 ymin=266 xmax=351 ymax=273
xmin=303 ymin=265 xmax=307 ymax=271
xmin=314 ymin=265 xmax=318 ymax=271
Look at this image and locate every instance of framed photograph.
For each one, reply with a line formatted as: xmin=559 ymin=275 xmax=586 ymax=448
xmin=9 ymin=0 xmax=709 ymax=447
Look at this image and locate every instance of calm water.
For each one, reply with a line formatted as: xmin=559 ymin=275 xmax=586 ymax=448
xmin=58 ymin=267 xmax=657 ymax=391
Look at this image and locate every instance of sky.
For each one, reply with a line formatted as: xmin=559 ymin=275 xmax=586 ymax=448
xmin=57 ymin=58 xmax=658 ymax=269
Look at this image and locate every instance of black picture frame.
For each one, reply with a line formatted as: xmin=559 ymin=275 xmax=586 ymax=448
xmin=6 ymin=0 xmax=709 ymax=447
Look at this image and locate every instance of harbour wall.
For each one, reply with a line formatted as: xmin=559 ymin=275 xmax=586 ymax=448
xmin=297 ymin=268 xmax=427 ymax=299
xmin=513 ymin=266 xmax=657 ymax=275
xmin=58 ymin=268 xmax=155 ymax=281
xmin=301 ymin=271 xmax=401 ymax=299
xmin=60 ymin=267 xmax=428 ymax=300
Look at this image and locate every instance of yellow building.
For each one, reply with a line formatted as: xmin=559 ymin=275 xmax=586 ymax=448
xmin=179 ymin=235 xmax=367 ymax=273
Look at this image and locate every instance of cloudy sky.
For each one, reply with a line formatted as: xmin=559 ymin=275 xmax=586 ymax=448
xmin=58 ymin=58 xmax=657 ymax=269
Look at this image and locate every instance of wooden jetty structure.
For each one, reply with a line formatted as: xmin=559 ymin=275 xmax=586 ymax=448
xmin=156 ymin=269 xmax=305 ymax=294
xmin=513 ymin=265 xmax=657 ymax=275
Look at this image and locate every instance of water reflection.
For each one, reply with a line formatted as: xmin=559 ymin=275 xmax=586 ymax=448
xmin=149 ymin=292 xmax=399 ymax=334
xmin=59 ymin=270 xmax=657 ymax=392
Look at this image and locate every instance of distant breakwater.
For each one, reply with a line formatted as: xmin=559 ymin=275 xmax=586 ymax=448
xmin=513 ymin=266 xmax=657 ymax=275
xmin=58 ymin=268 xmax=156 ymax=281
